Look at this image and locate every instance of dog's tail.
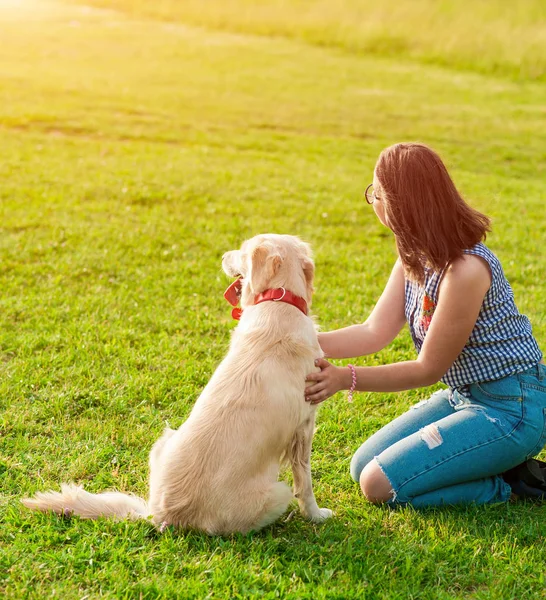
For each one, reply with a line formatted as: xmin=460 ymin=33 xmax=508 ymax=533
xmin=22 ymin=483 xmax=149 ymax=521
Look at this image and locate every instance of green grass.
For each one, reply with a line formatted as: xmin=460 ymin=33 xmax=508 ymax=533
xmin=1 ymin=0 xmax=545 ymax=598
xmin=67 ymin=0 xmax=546 ymax=81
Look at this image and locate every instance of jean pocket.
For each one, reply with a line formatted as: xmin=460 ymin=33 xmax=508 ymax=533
xmin=526 ymin=408 xmax=546 ymax=460
xmin=470 ymin=375 xmax=523 ymax=401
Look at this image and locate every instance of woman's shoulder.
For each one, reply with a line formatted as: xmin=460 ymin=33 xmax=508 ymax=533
xmin=463 ymin=242 xmax=501 ymax=267
xmin=444 ymin=251 xmax=492 ymax=290
xmin=435 ymin=254 xmax=492 ymax=315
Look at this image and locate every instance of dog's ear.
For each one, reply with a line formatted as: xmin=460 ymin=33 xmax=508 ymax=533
xmin=297 ymin=240 xmax=315 ymax=296
xmin=302 ymin=256 xmax=315 ymax=296
xmin=248 ymin=243 xmax=282 ymax=293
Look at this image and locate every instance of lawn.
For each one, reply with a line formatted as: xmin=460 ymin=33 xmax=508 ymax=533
xmin=0 ymin=0 xmax=545 ymax=598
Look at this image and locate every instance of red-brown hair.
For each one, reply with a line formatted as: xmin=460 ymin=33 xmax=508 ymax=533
xmin=375 ymin=142 xmax=491 ymax=283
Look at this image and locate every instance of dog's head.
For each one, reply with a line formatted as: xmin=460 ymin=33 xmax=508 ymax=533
xmin=222 ymin=234 xmax=315 ymax=309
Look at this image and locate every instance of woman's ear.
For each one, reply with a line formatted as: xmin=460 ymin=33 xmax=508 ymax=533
xmin=248 ymin=243 xmax=282 ymax=294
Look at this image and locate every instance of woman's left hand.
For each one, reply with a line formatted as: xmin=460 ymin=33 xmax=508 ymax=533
xmin=305 ymin=358 xmax=348 ymax=404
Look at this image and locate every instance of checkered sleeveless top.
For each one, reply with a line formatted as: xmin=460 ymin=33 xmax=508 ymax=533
xmin=404 ymin=243 xmax=542 ymax=389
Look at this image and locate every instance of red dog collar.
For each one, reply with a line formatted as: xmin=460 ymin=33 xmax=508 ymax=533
xmin=223 ymin=278 xmax=243 ymax=320
xmin=254 ymin=288 xmax=308 ymax=316
xmin=223 ymin=279 xmax=308 ymax=320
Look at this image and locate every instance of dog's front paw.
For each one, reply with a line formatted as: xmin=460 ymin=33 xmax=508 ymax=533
xmin=309 ymin=507 xmax=333 ymax=523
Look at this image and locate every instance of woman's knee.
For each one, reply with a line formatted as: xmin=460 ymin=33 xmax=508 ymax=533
xmin=350 ymin=453 xmax=364 ymax=483
xmin=350 ymin=446 xmax=376 ymax=482
xmin=359 ymin=459 xmax=394 ymax=503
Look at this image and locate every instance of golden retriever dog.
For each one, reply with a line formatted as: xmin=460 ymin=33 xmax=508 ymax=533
xmin=23 ymin=234 xmax=332 ymax=534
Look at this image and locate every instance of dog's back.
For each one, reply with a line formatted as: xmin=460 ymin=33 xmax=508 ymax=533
xmin=148 ymin=302 xmax=320 ymax=533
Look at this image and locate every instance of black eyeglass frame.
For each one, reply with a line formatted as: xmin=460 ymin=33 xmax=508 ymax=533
xmin=365 ymin=183 xmax=378 ymax=205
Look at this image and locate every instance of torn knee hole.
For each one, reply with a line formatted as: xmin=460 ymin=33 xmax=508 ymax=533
xmin=420 ymin=424 xmax=443 ymax=449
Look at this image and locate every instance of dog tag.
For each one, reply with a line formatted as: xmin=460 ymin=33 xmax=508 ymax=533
xmin=224 ymin=278 xmax=243 ymax=307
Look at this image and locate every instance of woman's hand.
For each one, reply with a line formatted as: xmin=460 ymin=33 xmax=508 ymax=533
xmin=305 ymin=358 xmax=349 ymax=405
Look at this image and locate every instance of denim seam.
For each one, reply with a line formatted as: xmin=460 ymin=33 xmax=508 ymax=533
xmin=525 ymin=407 xmax=546 ymax=459
xmin=395 ymin=411 xmax=525 ymax=499
xmin=521 ymin=382 xmax=546 ymax=394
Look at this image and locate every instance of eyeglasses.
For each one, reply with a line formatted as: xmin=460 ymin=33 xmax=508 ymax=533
xmin=365 ymin=183 xmax=381 ymax=205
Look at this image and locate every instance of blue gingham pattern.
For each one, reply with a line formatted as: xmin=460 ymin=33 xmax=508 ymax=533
xmin=405 ymin=243 xmax=543 ymax=389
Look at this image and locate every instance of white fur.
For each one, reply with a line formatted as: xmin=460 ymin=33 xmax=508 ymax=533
xmin=23 ymin=234 xmax=332 ymax=535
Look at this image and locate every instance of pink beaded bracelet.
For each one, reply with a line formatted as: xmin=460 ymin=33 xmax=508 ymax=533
xmin=347 ymin=364 xmax=357 ymax=403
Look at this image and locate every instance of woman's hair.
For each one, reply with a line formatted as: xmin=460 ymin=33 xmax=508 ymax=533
xmin=375 ymin=142 xmax=491 ymax=283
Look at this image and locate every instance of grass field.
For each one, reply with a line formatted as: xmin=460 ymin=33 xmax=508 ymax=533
xmin=1 ymin=0 xmax=546 ymax=598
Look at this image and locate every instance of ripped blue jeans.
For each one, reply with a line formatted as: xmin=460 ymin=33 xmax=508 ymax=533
xmin=350 ymin=364 xmax=546 ymax=507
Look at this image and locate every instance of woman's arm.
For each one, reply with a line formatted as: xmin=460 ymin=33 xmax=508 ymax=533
xmin=319 ymin=260 xmax=407 ymax=359
xmin=306 ymin=254 xmax=492 ymax=401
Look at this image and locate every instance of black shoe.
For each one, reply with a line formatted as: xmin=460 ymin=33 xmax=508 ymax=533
xmin=502 ymin=459 xmax=546 ymax=501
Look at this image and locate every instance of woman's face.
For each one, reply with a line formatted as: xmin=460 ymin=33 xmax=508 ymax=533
xmin=372 ymin=172 xmax=390 ymax=228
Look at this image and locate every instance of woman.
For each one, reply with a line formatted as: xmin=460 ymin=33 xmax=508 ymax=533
xmin=305 ymin=142 xmax=545 ymax=507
